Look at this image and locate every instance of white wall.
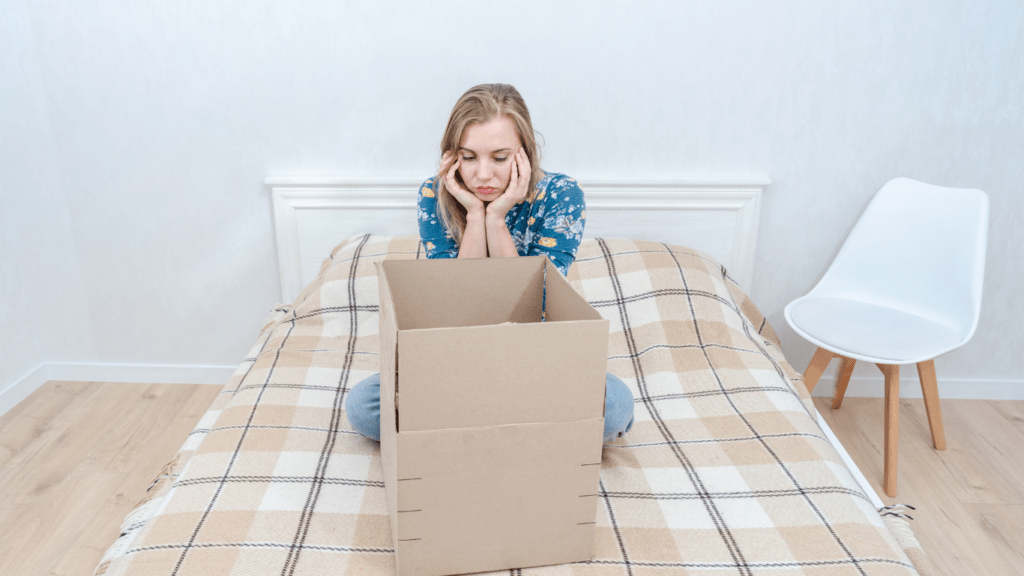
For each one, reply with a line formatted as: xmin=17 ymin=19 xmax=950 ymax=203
xmin=2 ymin=0 xmax=1022 ymax=393
xmin=0 ymin=0 xmax=96 ymax=390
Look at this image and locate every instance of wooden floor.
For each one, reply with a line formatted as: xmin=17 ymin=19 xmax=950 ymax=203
xmin=815 ymin=396 xmax=1024 ymax=576
xmin=1 ymin=382 xmax=1023 ymax=575
xmin=0 ymin=381 xmax=222 ymax=576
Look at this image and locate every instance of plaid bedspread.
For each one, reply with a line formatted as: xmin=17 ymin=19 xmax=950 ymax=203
xmin=96 ymin=235 xmax=924 ymax=576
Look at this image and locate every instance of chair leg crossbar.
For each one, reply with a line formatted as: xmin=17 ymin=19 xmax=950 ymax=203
xmin=801 ymin=347 xmax=946 ymax=497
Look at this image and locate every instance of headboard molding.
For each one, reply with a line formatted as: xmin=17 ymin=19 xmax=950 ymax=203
xmin=266 ymin=176 xmax=770 ymax=304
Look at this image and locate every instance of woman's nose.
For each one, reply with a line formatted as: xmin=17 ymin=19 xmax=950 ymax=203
xmin=477 ymin=161 xmax=493 ymax=180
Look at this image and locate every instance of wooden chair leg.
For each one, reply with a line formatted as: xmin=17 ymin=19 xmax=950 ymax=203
xmin=877 ymin=363 xmax=900 ymax=497
xmin=832 ymin=356 xmax=856 ymax=409
xmin=802 ymin=347 xmax=836 ymax=394
xmin=916 ymin=359 xmax=946 ymax=450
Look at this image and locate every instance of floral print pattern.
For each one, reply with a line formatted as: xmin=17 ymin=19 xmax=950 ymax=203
xmin=416 ymin=172 xmax=586 ymax=275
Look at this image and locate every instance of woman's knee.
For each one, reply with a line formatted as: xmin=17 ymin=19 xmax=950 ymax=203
xmin=605 ymin=373 xmax=632 ymax=409
xmin=346 ymin=373 xmax=379 ymax=407
xmin=345 ymin=373 xmax=381 ymax=441
xmin=604 ymin=373 xmax=635 ymax=442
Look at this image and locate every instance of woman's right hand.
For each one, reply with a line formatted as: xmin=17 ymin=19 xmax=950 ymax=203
xmin=440 ymin=151 xmax=484 ymax=213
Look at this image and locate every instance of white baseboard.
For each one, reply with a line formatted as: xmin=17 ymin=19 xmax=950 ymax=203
xmin=0 ymin=362 xmax=236 ymax=419
xmin=809 ymin=376 xmax=1024 ymax=400
xmin=45 ymin=362 xmax=236 ymax=386
xmin=0 ymin=363 xmax=50 ymax=418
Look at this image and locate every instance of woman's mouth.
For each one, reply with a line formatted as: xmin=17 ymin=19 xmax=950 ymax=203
xmin=476 ymin=187 xmax=498 ymax=195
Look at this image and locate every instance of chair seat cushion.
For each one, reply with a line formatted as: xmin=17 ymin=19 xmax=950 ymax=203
xmin=789 ymin=296 xmax=962 ymax=362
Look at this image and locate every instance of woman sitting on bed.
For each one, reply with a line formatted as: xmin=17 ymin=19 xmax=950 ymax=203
xmin=345 ymin=83 xmax=634 ymax=444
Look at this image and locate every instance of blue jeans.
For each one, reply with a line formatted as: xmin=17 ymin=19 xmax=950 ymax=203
xmin=345 ymin=373 xmax=635 ymax=444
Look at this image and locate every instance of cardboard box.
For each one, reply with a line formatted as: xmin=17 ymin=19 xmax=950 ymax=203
xmin=375 ymin=256 xmax=610 ymax=576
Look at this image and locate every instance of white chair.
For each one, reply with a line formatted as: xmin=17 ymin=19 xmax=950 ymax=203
xmin=785 ymin=177 xmax=989 ymax=497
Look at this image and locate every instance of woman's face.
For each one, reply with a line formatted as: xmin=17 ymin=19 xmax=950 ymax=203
xmin=456 ymin=115 xmax=522 ymax=203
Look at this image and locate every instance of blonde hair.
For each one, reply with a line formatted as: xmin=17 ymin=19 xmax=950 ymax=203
xmin=435 ymin=83 xmax=544 ymax=245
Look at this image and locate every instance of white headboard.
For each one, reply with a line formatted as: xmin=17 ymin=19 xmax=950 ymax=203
xmin=265 ymin=176 xmax=771 ymax=304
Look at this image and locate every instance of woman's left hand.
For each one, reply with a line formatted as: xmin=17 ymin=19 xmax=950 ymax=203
xmin=486 ymin=147 xmax=531 ymax=220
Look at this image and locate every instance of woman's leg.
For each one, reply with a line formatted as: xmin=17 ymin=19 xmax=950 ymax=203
xmin=604 ymin=373 xmax=635 ymax=443
xmin=345 ymin=373 xmax=381 ymax=441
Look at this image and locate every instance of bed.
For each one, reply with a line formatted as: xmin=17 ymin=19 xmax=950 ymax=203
xmin=94 ymin=177 xmax=932 ymax=576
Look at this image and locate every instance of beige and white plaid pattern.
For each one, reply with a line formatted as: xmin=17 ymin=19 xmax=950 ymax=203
xmin=97 ymin=235 xmax=922 ymax=576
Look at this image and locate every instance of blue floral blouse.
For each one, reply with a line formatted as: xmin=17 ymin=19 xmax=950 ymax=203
xmin=416 ymin=171 xmax=586 ymax=275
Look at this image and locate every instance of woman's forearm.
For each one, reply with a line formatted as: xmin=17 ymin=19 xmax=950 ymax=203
xmin=485 ymin=213 xmax=519 ymax=258
xmin=458 ymin=209 xmax=487 ymax=259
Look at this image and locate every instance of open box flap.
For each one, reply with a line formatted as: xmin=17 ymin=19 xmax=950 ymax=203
xmin=381 ymin=257 xmax=545 ymax=330
xmin=544 ymin=257 xmax=603 ymax=322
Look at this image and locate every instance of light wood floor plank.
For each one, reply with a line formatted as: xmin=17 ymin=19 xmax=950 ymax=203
xmin=1 ymin=381 xmax=116 ymax=476
xmin=73 ymin=383 xmax=166 ymax=473
xmin=0 ymin=471 xmax=125 ymax=576
xmin=0 ymin=464 xmax=19 ymax=496
xmin=103 ymin=383 xmax=200 ymax=474
xmin=988 ymin=400 xmax=1024 ymax=441
xmin=49 ymin=384 xmax=222 ymax=576
xmin=967 ymin=503 xmax=1024 ymax=574
xmin=0 ymin=380 xmax=94 ymax=433
xmin=0 ymin=381 xmax=221 ymax=576
xmin=815 ymin=397 xmax=1024 ymax=576
xmin=934 ymin=400 xmax=1024 ymax=502
xmin=0 ymin=381 xmax=101 ymax=467
xmin=899 ymin=398 xmax=1023 ymax=504
xmin=3 ymin=383 xmax=148 ymax=506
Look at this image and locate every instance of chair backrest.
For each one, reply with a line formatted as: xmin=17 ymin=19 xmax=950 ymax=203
xmin=809 ymin=178 xmax=989 ymax=340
